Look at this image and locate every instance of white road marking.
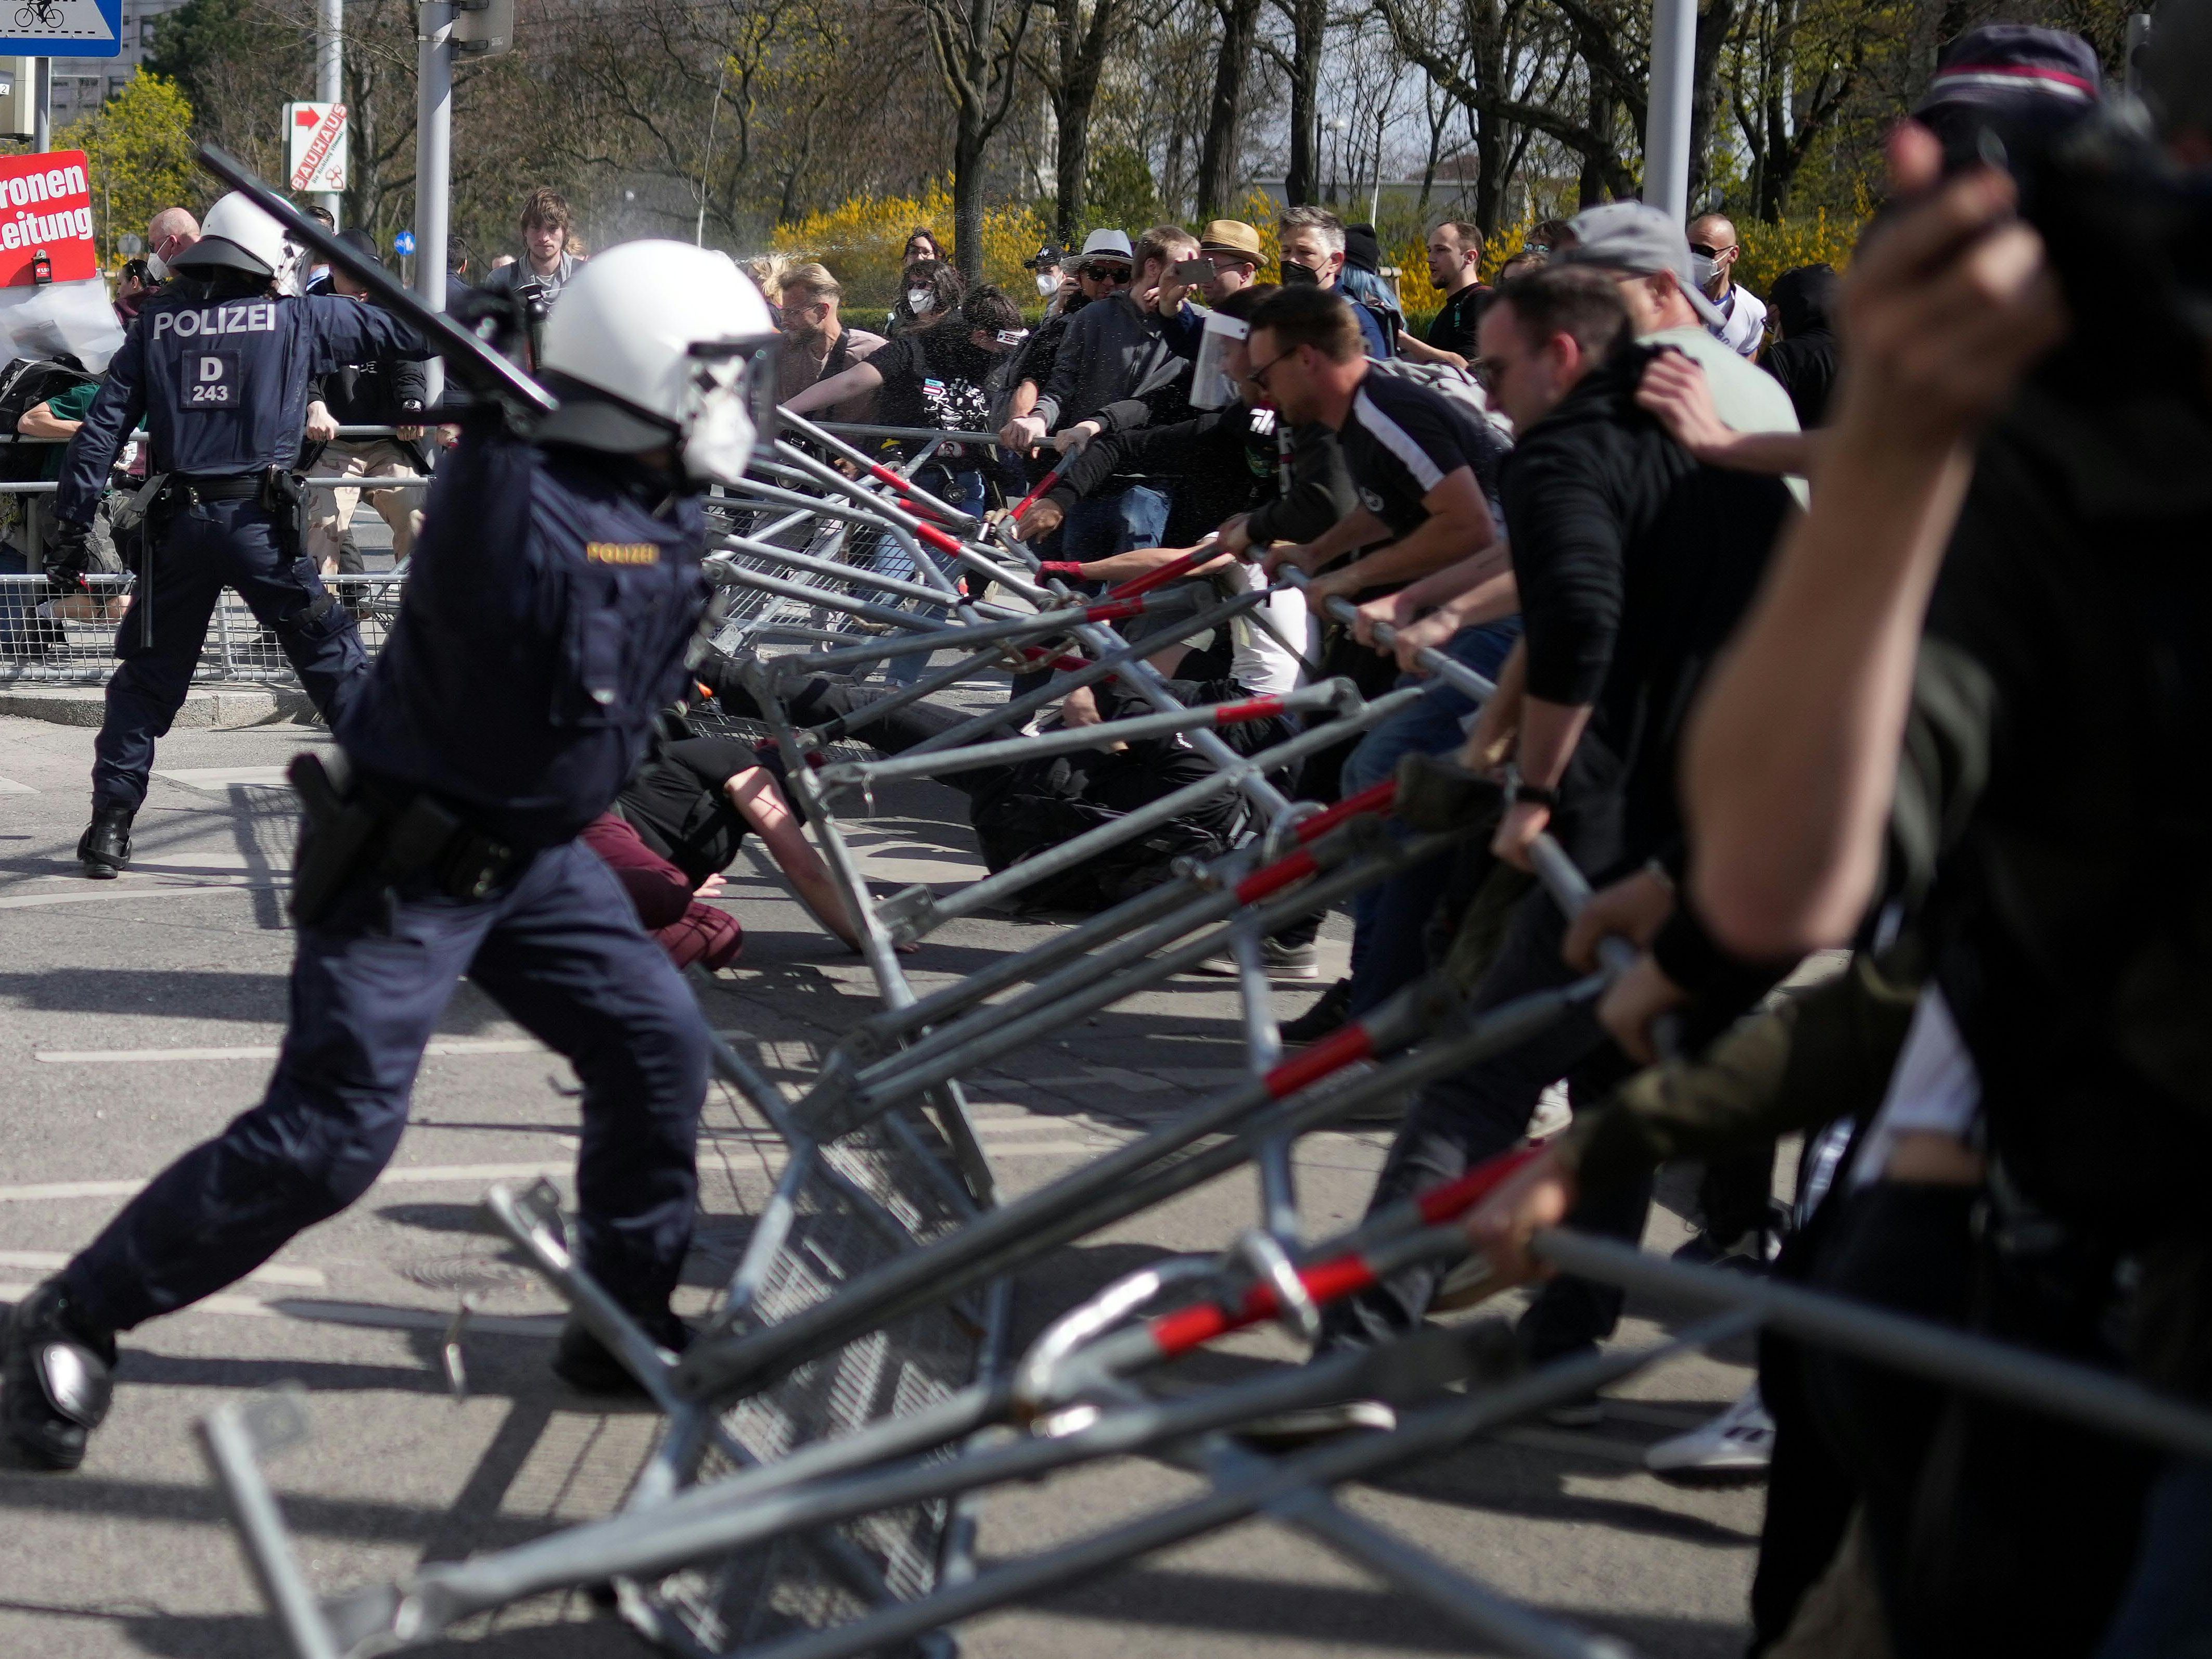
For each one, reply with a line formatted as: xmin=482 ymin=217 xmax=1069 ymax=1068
xmin=0 ymin=1250 xmax=323 ymax=1287
xmin=0 ymin=1283 xmax=561 ymax=1338
xmin=0 ymin=1160 xmax=571 ymax=1204
xmin=0 ymin=775 xmax=34 ymax=794
xmin=35 ymin=1036 xmax=552 ymax=1064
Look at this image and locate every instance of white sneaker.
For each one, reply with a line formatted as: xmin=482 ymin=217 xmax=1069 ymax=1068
xmin=1528 ymin=1081 xmax=1572 ymax=1140
xmin=1644 ymin=1384 xmax=1774 ymax=1481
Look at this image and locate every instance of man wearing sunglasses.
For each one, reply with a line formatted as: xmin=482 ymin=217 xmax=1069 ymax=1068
xmin=1687 ymin=212 xmax=1768 ymax=357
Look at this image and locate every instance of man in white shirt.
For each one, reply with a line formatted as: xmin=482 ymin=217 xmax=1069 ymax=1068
xmin=1687 ymin=212 xmax=1768 ymax=356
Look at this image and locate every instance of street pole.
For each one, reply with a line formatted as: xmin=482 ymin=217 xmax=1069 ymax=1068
xmin=316 ymin=0 xmax=343 ymax=225
xmin=31 ymin=55 xmax=48 ymax=152
xmin=1643 ymin=0 xmax=1696 ymax=222
xmin=414 ymin=0 xmax=451 ymax=403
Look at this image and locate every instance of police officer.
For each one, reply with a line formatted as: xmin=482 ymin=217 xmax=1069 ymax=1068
xmin=47 ymin=192 xmax=434 ymax=880
xmin=1 ymin=240 xmax=781 ymax=1470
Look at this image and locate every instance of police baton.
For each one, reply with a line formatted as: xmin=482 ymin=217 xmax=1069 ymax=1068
xmin=193 ymin=144 xmax=557 ymax=428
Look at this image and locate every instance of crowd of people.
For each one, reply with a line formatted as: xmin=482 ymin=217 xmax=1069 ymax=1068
xmin=5 ymin=12 xmax=2209 ymax=1654
xmin=701 ymin=13 xmax=2210 ymax=1658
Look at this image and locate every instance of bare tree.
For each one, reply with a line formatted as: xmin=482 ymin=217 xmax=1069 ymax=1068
xmin=1030 ymin=0 xmax=1142 ymax=244
xmin=1195 ymin=0 xmax=1263 ymax=214
xmin=915 ymin=0 xmax=1039 ymax=279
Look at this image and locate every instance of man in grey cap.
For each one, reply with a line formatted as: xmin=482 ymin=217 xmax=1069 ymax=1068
xmin=1561 ymin=200 xmax=1802 ymax=468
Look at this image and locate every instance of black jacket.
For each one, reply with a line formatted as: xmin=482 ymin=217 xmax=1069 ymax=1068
xmin=1501 ymin=347 xmax=1793 ymax=871
xmin=1032 ymin=292 xmax=1182 ymax=433
xmin=310 ymin=296 xmax=431 ymax=428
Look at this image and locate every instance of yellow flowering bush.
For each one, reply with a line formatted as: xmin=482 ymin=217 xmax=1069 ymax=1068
xmin=1731 ymin=201 xmax=1866 ymax=296
xmin=772 ymin=185 xmax=1050 ymax=315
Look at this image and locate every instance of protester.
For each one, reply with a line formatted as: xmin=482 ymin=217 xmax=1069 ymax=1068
xmin=1401 ymin=221 xmax=1488 ymax=367
xmin=583 ymin=717 xmax=864 ymax=971
xmin=1687 ymin=212 xmax=1767 ymax=356
xmin=303 ymin=229 xmax=429 ymax=577
xmin=996 ymin=231 xmax=1131 ymax=463
xmin=1195 ymin=219 xmax=1263 ymax=304
xmin=901 ymin=228 xmax=943 ymax=269
xmin=1759 ymin=263 xmax=1843 ymax=427
xmin=1025 ymin=240 xmax=1073 ymax=315
xmin=111 ymin=259 xmax=152 ymax=327
xmin=887 ymin=257 xmax=963 ymax=336
xmin=775 ymin=262 xmax=886 ymax=420
xmin=1276 ymin=206 xmax=1393 ymax=359
xmin=1340 ymin=222 xmax=1407 ymax=339
xmin=300 ymin=206 xmax=337 ymax=295
xmin=144 ymin=206 xmax=199 ymax=287
xmin=479 ymin=187 xmax=585 ymax=304
xmin=1007 ymin=225 xmax=1199 ymax=560
xmin=1295 ymin=265 xmax=1795 ymax=1429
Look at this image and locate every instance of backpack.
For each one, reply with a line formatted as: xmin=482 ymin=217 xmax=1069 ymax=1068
xmin=1365 ymin=355 xmax=1513 ymax=439
xmin=0 ymin=355 xmax=95 ymax=483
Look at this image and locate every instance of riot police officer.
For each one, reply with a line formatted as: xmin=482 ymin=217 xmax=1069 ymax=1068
xmin=48 ymin=192 xmax=435 ymax=880
xmin=1 ymin=240 xmax=781 ymax=1469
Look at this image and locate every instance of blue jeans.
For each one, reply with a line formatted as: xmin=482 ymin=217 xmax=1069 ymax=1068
xmin=1060 ymin=483 xmax=1171 ymax=565
xmin=878 ymin=466 xmax=987 ymax=686
xmin=1341 ymin=618 xmax=1523 ymax=1016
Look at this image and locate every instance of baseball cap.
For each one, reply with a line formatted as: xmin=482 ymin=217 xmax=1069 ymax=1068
xmin=1913 ymin=24 xmax=2101 ymax=116
xmin=1079 ymin=228 xmax=1133 ymax=264
xmin=1025 ymin=240 xmax=1064 ymax=270
xmin=1561 ymin=201 xmax=1725 ymax=328
xmin=1197 ymin=219 xmax=1262 ymax=261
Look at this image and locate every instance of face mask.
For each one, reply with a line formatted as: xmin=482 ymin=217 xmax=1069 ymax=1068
xmin=1034 ymin=271 xmax=1059 ymax=297
xmin=147 ymin=247 xmax=170 ymax=282
xmin=906 ymin=288 xmax=932 ymax=313
xmin=1280 ymin=259 xmax=1320 ymax=287
xmin=680 ymin=353 xmax=765 ymax=487
xmin=1689 ymin=253 xmax=1721 ymax=290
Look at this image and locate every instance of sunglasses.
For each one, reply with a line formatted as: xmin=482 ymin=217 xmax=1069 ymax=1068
xmin=1687 ymin=242 xmax=1733 ymax=259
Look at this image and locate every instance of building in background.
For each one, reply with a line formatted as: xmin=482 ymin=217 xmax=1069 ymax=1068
xmin=49 ymin=0 xmax=187 ymax=129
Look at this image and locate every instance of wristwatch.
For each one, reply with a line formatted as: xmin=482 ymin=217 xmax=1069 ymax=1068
xmin=1504 ymin=764 xmax=1558 ymax=810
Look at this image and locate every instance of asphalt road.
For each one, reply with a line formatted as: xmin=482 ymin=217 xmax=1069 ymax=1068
xmin=0 ymin=704 xmax=1769 ymax=1659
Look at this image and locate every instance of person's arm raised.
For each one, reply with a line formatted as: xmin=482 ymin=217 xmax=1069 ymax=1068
xmin=1682 ymin=125 xmax=2066 ymax=960
xmin=782 ymin=359 xmax=887 ymax=419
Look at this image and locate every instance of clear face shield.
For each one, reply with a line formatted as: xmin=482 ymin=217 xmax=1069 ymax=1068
xmin=679 ymin=333 xmax=782 ymax=488
xmin=1190 ymin=309 xmax=1250 ymax=411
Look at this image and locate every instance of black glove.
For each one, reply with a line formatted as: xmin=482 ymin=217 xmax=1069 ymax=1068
xmin=43 ymin=520 xmax=95 ymax=591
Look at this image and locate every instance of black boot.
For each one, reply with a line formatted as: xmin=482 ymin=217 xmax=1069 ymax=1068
xmin=2 ymin=1280 xmax=117 ymax=1471
xmin=551 ymin=1311 xmax=690 ymax=1398
xmin=75 ymin=805 xmax=133 ymax=879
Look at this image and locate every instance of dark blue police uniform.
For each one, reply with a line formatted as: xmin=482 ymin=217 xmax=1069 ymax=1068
xmin=57 ymin=287 xmax=430 ymax=815
xmin=57 ymin=418 xmax=716 ymax=1337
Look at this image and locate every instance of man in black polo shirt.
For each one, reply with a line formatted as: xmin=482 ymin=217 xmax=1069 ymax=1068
xmin=1401 ymin=220 xmax=1490 ymax=368
xmin=1250 ymin=285 xmax=1506 ymax=609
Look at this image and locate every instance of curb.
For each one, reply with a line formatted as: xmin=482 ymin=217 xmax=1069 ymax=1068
xmin=0 ymin=684 xmax=323 ymax=730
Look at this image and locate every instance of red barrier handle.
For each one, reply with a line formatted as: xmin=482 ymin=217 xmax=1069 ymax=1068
xmin=1084 ymin=597 xmax=1144 ymax=624
xmin=916 ymin=522 xmax=966 ymax=556
xmin=1147 ymin=1144 xmax=1546 ymax=1358
xmin=1211 ymin=695 xmax=1286 ymax=728
xmin=1009 ymin=466 xmax=1065 ymax=521
xmin=1227 ymin=781 xmax=1400 ymax=905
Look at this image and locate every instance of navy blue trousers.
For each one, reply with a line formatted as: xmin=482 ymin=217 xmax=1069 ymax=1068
xmin=64 ymin=839 xmax=710 ymax=1332
xmin=93 ymin=499 xmax=366 ymax=813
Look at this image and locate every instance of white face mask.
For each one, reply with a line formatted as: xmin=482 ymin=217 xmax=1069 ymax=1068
xmin=906 ymin=288 xmax=932 ymax=313
xmin=147 ymin=248 xmax=170 ymax=282
xmin=679 ymin=354 xmax=762 ymax=487
xmin=1034 ymin=271 xmax=1059 ymax=297
xmin=1689 ymin=253 xmax=1722 ymax=291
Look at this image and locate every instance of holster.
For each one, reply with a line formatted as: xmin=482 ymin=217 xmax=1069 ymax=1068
xmin=287 ymin=749 xmax=521 ymax=927
xmin=262 ymin=466 xmax=306 ymax=559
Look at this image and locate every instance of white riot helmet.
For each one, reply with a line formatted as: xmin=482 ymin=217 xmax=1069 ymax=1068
xmin=172 ymin=192 xmax=297 ymax=287
xmin=535 ymin=240 xmax=779 ymax=488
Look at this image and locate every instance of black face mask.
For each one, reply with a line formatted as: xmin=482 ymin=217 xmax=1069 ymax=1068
xmin=1280 ymin=260 xmax=1322 ymax=287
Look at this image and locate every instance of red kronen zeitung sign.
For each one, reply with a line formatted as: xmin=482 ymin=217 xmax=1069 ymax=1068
xmin=0 ymin=151 xmax=96 ymax=287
